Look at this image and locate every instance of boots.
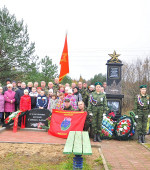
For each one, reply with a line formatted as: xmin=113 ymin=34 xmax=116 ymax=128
xmin=142 ymin=135 xmax=146 ymax=143
xmin=93 ymin=134 xmax=97 ymax=142
xmin=97 ymin=133 xmax=101 ymax=142
xmin=138 ymin=135 xmax=142 ymax=143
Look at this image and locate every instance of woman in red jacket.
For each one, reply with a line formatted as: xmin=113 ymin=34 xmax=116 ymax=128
xmin=20 ymin=89 xmax=31 ymax=128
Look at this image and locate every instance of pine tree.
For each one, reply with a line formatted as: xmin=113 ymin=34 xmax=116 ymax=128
xmin=0 ymin=7 xmax=38 ymax=82
xmin=40 ymin=56 xmax=58 ymax=83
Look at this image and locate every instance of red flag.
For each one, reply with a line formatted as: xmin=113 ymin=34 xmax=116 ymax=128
xmin=48 ymin=109 xmax=87 ymax=138
xmin=59 ymin=35 xmax=69 ymax=82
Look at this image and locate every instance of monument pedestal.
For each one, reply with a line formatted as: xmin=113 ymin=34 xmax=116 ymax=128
xmin=106 ymin=94 xmax=124 ymax=119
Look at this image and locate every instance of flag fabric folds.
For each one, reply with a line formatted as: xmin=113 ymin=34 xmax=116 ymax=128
xmin=49 ymin=109 xmax=87 ymax=138
xmin=59 ymin=35 xmax=69 ymax=82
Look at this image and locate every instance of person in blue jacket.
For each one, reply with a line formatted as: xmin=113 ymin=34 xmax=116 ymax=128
xmin=36 ymin=91 xmax=48 ymax=109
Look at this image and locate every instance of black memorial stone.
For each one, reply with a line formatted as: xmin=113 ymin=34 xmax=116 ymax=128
xmin=106 ymin=51 xmax=124 ymax=118
xmin=26 ymin=108 xmax=51 ymax=128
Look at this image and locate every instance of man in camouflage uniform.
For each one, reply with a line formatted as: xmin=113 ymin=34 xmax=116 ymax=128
xmin=53 ymin=78 xmax=60 ymax=92
xmin=75 ymin=101 xmax=89 ymax=131
xmin=41 ymin=81 xmax=49 ymax=97
xmin=87 ymin=82 xmax=108 ymax=142
xmin=63 ymin=98 xmax=75 ymax=111
xmin=78 ymin=82 xmax=89 ymax=108
xmin=134 ymin=85 xmax=150 ymax=143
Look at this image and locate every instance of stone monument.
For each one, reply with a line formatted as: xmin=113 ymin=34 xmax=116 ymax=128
xmin=106 ymin=50 xmax=124 ymax=119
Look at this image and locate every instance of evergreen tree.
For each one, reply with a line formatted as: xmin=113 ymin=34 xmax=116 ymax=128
xmin=88 ymin=73 xmax=106 ymax=85
xmin=0 ymin=7 xmax=38 ymax=82
xmin=40 ymin=56 xmax=58 ymax=83
xmin=61 ymin=75 xmax=72 ymax=85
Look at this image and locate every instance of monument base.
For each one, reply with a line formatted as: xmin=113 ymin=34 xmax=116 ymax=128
xmin=106 ymin=94 xmax=124 ymax=120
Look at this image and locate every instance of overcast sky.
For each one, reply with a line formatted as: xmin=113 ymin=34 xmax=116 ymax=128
xmin=1 ymin=0 xmax=150 ymax=80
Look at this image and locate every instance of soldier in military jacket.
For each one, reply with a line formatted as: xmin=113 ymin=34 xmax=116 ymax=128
xmin=78 ymin=82 xmax=89 ymax=108
xmin=134 ymin=85 xmax=150 ymax=143
xmin=87 ymin=82 xmax=108 ymax=142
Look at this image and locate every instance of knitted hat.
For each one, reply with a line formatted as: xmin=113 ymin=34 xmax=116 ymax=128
xmin=7 ymin=84 xmax=13 ymax=88
xmin=6 ymin=78 xmax=11 ymax=83
xmin=68 ymin=89 xmax=73 ymax=94
xmin=49 ymin=89 xmax=53 ymax=93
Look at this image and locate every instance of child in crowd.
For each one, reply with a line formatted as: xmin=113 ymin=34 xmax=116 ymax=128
xmin=47 ymin=93 xmax=58 ymax=113
xmin=20 ymin=89 xmax=31 ymax=128
xmin=56 ymin=90 xmax=60 ymax=99
xmin=36 ymin=91 xmax=48 ymax=109
xmin=37 ymin=87 xmax=42 ymax=95
xmin=59 ymin=85 xmax=65 ymax=93
xmin=64 ymin=86 xmax=70 ymax=97
xmin=64 ymin=89 xmax=77 ymax=109
xmin=29 ymin=87 xmax=38 ymax=109
xmin=48 ymin=89 xmax=53 ymax=99
xmin=0 ymin=87 xmax=4 ymax=125
xmin=56 ymin=92 xmax=65 ymax=110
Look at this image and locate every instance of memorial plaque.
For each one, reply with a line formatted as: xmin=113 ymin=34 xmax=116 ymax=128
xmin=26 ymin=109 xmax=51 ymax=128
xmin=109 ymin=67 xmax=119 ymax=79
xmin=107 ymin=100 xmax=120 ymax=113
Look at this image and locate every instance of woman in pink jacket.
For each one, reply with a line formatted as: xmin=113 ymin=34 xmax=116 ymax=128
xmin=4 ymin=84 xmax=16 ymax=119
xmin=0 ymin=87 xmax=5 ymax=125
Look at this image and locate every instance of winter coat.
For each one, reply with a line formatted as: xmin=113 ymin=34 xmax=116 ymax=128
xmin=47 ymin=99 xmax=58 ymax=112
xmin=20 ymin=95 xmax=31 ymax=112
xmin=15 ymin=88 xmax=26 ymax=106
xmin=4 ymin=90 xmax=16 ymax=112
xmin=74 ymin=92 xmax=82 ymax=104
xmin=64 ymin=95 xmax=77 ymax=109
xmin=0 ymin=94 xmax=5 ymax=112
xmin=36 ymin=95 xmax=48 ymax=109
xmin=29 ymin=92 xmax=38 ymax=109
xmin=27 ymin=87 xmax=32 ymax=93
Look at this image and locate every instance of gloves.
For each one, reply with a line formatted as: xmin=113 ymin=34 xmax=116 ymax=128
xmin=89 ymin=113 xmax=93 ymax=116
xmin=135 ymin=115 xmax=138 ymax=118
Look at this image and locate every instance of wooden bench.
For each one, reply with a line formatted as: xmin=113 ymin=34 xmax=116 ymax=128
xmin=63 ymin=131 xmax=92 ymax=169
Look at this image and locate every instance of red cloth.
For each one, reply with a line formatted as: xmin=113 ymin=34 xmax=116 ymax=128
xmin=49 ymin=109 xmax=87 ymax=138
xmin=20 ymin=95 xmax=31 ymax=128
xmin=59 ymin=35 xmax=69 ymax=82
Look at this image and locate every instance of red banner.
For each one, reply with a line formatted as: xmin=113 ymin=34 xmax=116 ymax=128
xmin=49 ymin=109 xmax=87 ymax=138
xmin=59 ymin=35 xmax=69 ymax=82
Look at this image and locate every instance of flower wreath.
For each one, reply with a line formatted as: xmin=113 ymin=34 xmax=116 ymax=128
xmin=101 ymin=115 xmax=115 ymax=139
xmin=114 ymin=115 xmax=134 ymax=140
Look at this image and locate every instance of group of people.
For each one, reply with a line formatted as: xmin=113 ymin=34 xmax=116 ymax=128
xmin=0 ymin=77 xmax=149 ymax=143
xmin=0 ymin=78 xmax=107 ymax=133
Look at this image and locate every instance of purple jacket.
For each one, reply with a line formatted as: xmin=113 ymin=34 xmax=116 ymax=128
xmin=0 ymin=94 xmax=5 ymax=112
xmin=4 ymin=90 xmax=16 ymax=112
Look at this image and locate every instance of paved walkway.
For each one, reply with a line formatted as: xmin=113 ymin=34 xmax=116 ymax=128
xmin=0 ymin=128 xmax=150 ymax=170
xmin=101 ymin=136 xmax=150 ymax=170
xmin=0 ymin=128 xmax=101 ymax=147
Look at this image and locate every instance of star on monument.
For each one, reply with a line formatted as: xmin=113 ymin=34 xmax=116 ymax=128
xmin=108 ymin=50 xmax=121 ymax=63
